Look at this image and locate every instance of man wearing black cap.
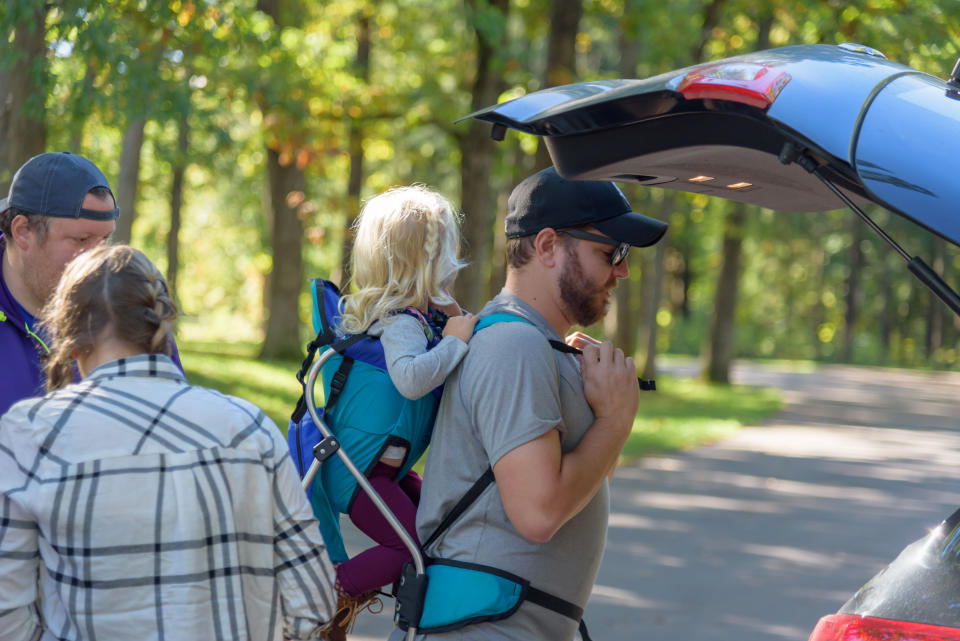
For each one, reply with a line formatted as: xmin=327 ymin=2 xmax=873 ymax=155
xmin=392 ymin=168 xmax=667 ymax=641
xmin=0 ymin=152 xmax=121 ymax=415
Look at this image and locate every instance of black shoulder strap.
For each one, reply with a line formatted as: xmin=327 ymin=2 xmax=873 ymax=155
xmin=290 ymin=305 xmax=368 ymax=423
xmin=548 ymin=340 xmax=656 ymax=391
xmin=420 ymin=466 xmax=495 ymax=552
xmin=525 ymin=587 xmax=584 ymax=624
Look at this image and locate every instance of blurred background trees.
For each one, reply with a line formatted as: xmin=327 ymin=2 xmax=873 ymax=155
xmin=2 ymin=0 xmax=958 ymax=374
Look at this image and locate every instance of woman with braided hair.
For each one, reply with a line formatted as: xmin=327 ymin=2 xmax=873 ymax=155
xmin=318 ymin=185 xmax=476 ymax=639
xmin=0 ymin=245 xmax=336 ymax=641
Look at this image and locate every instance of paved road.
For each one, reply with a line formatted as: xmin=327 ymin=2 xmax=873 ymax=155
xmin=347 ymin=360 xmax=960 ymax=641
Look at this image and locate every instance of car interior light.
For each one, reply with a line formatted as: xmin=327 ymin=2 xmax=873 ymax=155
xmin=676 ymin=62 xmax=791 ymax=109
xmin=727 ymin=182 xmax=752 ymax=189
xmin=809 ymin=614 xmax=960 ymax=641
xmin=688 ymin=175 xmax=715 ymax=183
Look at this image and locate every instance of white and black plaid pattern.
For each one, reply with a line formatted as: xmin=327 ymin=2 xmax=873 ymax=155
xmin=0 ymin=354 xmax=335 ymax=641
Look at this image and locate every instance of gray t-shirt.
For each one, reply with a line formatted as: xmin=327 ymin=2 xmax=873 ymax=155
xmin=391 ymin=289 xmax=608 ymax=641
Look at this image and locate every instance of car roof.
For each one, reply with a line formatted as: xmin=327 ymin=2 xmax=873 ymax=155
xmin=467 ymin=44 xmax=960 ymax=246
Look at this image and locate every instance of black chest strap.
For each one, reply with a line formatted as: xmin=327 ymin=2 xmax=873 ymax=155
xmin=418 ymin=467 xmax=594 ymax=640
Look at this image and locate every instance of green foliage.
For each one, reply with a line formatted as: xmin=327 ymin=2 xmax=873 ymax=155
xmin=623 ymin=373 xmax=784 ymax=459
xmin=14 ymin=0 xmax=960 ymax=372
xmin=180 ymin=340 xmax=302 ymax=430
xmin=178 ymin=340 xmax=783 ymax=464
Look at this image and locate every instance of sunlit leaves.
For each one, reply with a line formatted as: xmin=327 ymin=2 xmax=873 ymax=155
xmin=22 ymin=0 xmax=960 ymax=362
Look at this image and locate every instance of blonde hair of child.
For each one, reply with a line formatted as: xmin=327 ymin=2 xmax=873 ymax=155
xmin=39 ymin=245 xmax=178 ymax=391
xmin=339 ymin=185 xmax=465 ymax=334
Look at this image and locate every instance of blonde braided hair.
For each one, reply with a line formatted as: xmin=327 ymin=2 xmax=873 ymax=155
xmin=39 ymin=245 xmax=178 ymax=391
xmin=339 ymin=185 xmax=465 ymax=334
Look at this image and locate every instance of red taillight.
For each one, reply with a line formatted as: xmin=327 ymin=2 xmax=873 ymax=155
xmin=809 ymin=614 xmax=960 ymax=641
xmin=676 ymin=62 xmax=791 ymax=109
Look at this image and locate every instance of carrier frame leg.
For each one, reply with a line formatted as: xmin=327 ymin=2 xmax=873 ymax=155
xmin=300 ymin=348 xmax=426 ymax=641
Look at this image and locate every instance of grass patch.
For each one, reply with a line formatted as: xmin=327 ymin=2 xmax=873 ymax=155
xmin=179 ymin=342 xmax=784 ymax=460
xmin=180 ymin=340 xmax=303 ymax=431
xmin=624 ymin=374 xmax=783 ymax=460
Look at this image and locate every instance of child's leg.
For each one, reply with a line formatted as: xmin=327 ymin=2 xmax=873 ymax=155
xmin=398 ymin=469 xmax=422 ymax=505
xmin=336 ymin=463 xmax=419 ymax=597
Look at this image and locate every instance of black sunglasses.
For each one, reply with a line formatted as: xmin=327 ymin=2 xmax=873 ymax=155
xmin=558 ymin=228 xmax=630 ymax=266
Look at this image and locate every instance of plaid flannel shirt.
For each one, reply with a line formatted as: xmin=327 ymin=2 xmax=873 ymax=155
xmin=0 ymin=354 xmax=336 ymax=641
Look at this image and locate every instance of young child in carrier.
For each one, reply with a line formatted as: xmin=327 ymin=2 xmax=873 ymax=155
xmin=325 ymin=185 xmax=477 ymax=639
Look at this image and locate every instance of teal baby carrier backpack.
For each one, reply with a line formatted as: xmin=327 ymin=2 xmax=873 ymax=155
xmin=288 ymin=279 xmax=441 ymax=563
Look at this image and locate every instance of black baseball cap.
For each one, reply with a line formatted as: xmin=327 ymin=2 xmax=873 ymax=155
xmin=0 ymin=151 xmax=119 ymax=221
xmin=505 ymin=167 xmax=667 ymax=247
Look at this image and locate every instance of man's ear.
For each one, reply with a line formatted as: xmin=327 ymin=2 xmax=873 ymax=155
xmin=8 ymin=214 xmax=34 ymax=251
xmin=534 ymin=228 xmax=561 ymax=268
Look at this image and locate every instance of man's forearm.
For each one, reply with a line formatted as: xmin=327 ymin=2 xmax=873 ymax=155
xmin=495 ymin=416 xmax=631 ymax=542
xmin=555 ymin=415 xmax=631 ymax=519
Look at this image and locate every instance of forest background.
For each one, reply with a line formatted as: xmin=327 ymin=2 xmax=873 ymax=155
xmin=2 ymin=0 xmax=959 ymax=391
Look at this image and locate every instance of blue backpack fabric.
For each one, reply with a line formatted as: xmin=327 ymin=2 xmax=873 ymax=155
xmin=288 ymin=279 xmax=440 ymax=563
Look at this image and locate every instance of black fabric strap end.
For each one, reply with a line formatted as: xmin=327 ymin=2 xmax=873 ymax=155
xmin=291 ymin=396 xmax=308 ymax=423
xmin=525 ymin=586 xmax=583 ymax=622
xmin=324 ymin=356 xmax=354 ymax=411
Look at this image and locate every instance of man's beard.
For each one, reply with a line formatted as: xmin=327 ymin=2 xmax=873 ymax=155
xmin=557 ymin=246 xmax=615 ymax=327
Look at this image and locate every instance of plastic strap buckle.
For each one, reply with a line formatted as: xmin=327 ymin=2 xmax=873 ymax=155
xmin=395 ymin=562 xmax=428 ymax=631
xmin=312 ymin=436 xmax=340 ymax=463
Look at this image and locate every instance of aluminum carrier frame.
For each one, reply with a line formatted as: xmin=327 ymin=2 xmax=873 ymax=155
xmin=299 ymin=348 xmax=425 ymax=641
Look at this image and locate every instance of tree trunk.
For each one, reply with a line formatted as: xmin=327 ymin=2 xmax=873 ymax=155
xmin=113 ymin=118 xmax=146 ymax=245
xmin=338 ymin=8 xmax=373 ymax=287
xmin=260 ymin=148 xmax=306 ymax=358
xmin=670 ymin=0 xmax=728 ymax=326
xmin=637 ymin=192 xmax=673 ymax=380
xmin=455 ymin=0 xmax=509 ymax=313
xmin=810 ymin=245 xmax=826 ymax=360
xmin=166 ymin=107 xmax=189 ymax=305
xmin=612 ymin=253 xmax=637 ymax=352
xmin=703 ymin=203 xmax=747 ymax=384
xmin=533 ymin=0 xmax=583 ymax=171
xmin=69 ymin=63 xmax=97 ymax=153
xmin=612 ymin=6 xmax=647 ymax=357
xmin=879 ymin=256 xmax=896 ymax=362
xmin=925 ymin=236 xmax=946 ymax=360
xmin=841 ymin=217 xmax=864 ymax=362
xmin=488 ymin=138 xmax=532 ymax=298
xmin=0 ymin=3 xmax=49 ymax=192
xmin=693 ymin=0 xmax=729 ymax=63
xmin=700 ymin=8 xmax=771 ymax=382
xmin=257 ymin=0 xmax=306 ymax=359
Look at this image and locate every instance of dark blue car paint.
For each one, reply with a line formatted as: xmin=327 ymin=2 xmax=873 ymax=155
xmin=853 ymin=72 xmax=960 ymax=244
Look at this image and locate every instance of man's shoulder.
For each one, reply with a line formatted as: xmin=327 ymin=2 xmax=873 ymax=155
xmin=471 ymin=315 xmax=552 ymax=355
xmin=459 ymin=317 xmax=558 ymax=386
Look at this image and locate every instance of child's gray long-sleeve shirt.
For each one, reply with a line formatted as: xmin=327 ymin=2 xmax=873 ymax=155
xmin=369 ymin=313 xmax=469 ymax=400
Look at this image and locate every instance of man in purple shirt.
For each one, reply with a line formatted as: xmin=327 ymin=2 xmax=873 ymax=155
xmin=0 ymin=152 xmax=181 ymax=415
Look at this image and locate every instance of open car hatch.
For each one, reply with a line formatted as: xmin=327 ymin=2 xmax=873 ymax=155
xmin=464 ymin=43 xmax=960 ymax=316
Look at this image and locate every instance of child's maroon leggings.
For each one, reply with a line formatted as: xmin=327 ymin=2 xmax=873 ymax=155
xmin=336 ymin=462 xmax=422 ymax=597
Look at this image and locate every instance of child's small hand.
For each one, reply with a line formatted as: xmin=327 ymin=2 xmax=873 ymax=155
xmin=443 ymin=313 xmax=479 ymax=344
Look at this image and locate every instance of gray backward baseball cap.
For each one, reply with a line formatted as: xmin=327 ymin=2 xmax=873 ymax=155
xmin=0 ymin=151 xmax=119 ymax=221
